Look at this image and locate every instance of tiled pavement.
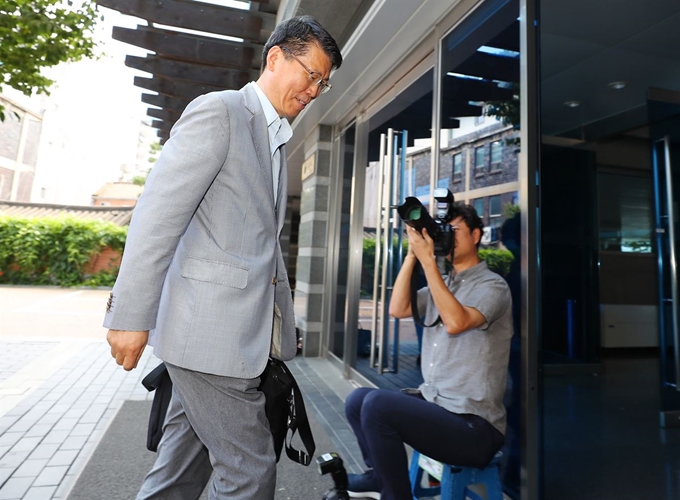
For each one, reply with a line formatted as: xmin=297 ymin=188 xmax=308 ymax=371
xmin=0 ymin=338 xmax=159 ymax=500
xmin=0 ymin=287 xmax=364 ymax=499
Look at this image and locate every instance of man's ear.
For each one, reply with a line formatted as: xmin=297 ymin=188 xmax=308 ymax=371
xmin=266 ymin=45 xmax=284 ymax=71
xmin=472 ymin=227 xmax=482 ymax=246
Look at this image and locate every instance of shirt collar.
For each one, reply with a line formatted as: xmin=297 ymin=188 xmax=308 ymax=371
xmin=452 ymin=260 xmax=489 ymax=280
xmin=251 ymin=82 xmax=293 ymax=146
xmin=252 ymin=82 xmax=279 ymax=128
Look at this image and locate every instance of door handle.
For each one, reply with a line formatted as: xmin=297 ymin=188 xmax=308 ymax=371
xmin=661 ymin=136 xmax=680 ymax=390
xmin=370 ymin=133 xmax=387 ymax=369
xmin=377 ymin=129 xmax=395 ymax=374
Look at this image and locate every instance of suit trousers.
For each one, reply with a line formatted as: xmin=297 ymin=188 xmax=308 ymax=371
xmin=137 ymin=362 xmax=276 ymax=500
xmin=345 ymin=387 xmax=504 ymax=500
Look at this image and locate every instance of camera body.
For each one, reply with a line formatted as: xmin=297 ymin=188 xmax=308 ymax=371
xmin=397 ymin=188 xmax=456 ymax=256
xmin=317 ymin=452 xmax=349 ymax=500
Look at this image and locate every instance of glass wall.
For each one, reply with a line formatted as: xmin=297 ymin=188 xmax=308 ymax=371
xmin=439 ymin=0 xmax=522 ymax=495
xmin=328 ymin=125 xmax=356 ymax=359
xmin=352 ymin=69 xmax=435 ymax=387
xmin=539 ymin=0 xmax=680 ymax=499
xmin=327 ymin=1 xmax=534 ymax=496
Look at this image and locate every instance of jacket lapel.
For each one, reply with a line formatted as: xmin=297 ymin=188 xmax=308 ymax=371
xmin=276 ymin=147 xmax=288 ymax=233
xmin=242 ymin=84 xmax=275 ymax=208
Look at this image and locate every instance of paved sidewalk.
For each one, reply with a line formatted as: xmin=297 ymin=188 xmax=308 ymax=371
xmin=0 ymin=286 xmax=362 ymax=500
xmin=0 ymin=287 xmax=161 ymax=499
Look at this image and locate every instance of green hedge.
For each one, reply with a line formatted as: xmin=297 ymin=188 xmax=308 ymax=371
xmin=0 ymin=217 xmax=514 ymax=290
xmin=0 ymin=216 xmax=127 ymax=287
xmin=479 ymin=248 xmax=514 ymax=276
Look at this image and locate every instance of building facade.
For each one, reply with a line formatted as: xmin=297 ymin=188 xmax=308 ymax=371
xmin=282 ymin=0 xmax=680 ymax=499
xmin=100 ymin=0 xmax=680 ymax=498
xmin=0 ymin=96 xmax=43 ymax=203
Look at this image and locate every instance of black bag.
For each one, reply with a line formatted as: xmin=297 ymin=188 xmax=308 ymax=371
xmin=141 ymin=359 xmax=315 ymax=465
xmin=258 ymin=357 xmax=315 ymax=465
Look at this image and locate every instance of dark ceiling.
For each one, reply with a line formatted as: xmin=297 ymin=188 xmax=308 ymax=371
xmin=541 ymin=0 xmax=680 ymax=140
xmin=365 ymin=16 xmax=519 ymax=161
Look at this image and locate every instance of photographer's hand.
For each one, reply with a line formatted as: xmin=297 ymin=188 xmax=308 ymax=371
xmin=407 ymin=226 xmax=435 ymax=265
xmin=390 ymin=227 xmax=435 ymax=319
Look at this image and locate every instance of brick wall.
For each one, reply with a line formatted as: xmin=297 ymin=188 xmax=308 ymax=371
xmin=83 ymin=247 xmax=122 ymax=275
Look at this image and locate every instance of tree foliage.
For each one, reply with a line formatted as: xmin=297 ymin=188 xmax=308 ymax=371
xmin=0 ymin=0 xmax=99 ymax=120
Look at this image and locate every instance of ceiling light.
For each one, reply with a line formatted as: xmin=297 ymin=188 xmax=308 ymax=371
xmin=564 ymin=101 xmax=581 ymax=108
xmin=608 ymin=81 xmax=627 ymax=90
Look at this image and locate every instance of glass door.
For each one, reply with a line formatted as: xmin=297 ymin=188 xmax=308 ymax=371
xmin=350 ymin=68 xmax=435 ymax=388
xmin=326 ymin=124 xmax=356 ymax=361
xmin=650 ymin=90 xmax=680 ymax=426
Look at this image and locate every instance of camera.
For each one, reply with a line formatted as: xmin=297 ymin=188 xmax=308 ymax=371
xmin=397 ymin=187 xmax=456 ymax=256
xmin=317 ymin=452 xmax=349 ymax=500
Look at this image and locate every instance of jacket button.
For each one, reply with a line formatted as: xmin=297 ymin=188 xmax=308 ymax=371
xmin=271 ymin=277 xmax=278 ymax=285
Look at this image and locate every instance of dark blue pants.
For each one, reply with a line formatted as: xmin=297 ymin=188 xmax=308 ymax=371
xmin=345 ymin=387 xmax=504 ymax=500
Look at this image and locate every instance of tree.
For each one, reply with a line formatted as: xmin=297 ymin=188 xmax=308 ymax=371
xmin=132 ymin=141 xmax=163 ymax=186
xmin=148 ymin=141 xmax=162 ymax=164
xmin=485 ymin=82 xmax=520 ymax=148
xmin=0 ymin=0 xmax=99 ymax=120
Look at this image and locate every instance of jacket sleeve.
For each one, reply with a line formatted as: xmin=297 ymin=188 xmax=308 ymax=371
xmin=103 ymin=92 xmax=231 ymax=331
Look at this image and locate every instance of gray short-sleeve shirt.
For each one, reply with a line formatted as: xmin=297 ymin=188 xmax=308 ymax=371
xmin=416 ymin=261 xmax=513 ymax=434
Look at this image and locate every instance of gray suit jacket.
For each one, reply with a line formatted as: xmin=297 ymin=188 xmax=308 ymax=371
xmin=103 ymin=83 xmax=297 ymax=378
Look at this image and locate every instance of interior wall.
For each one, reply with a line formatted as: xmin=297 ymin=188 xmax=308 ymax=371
xmin=596 ymin=135 xmax=658 ymax=347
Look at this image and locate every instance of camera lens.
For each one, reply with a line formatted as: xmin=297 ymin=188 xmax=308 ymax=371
xmin=396 ymin=192 xmax=456 ymax=257
xmin=407 ymin=206 xmax=422 ymax=221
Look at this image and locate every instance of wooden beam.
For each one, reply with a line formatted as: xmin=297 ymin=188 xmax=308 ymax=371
xmin=134 ymin=76 xmax=223 ymax=101
xmin=125 ymin=55 xmax=255 ymax=89
xmin=113 ymin=26 xmax=259 ymax=70
xmin=142 ymin=94 xmax=188 ymax=125
xmin=141 ymin=93 xmax=190 ymax=112
xmin=147 ymin=107 xmax=181 ymax=123
xmin=157 ymin=129 xmax=170 ymax=139
xmin=152 ymin=120 xmax=173 ymax=132
xmin=96 ymin=0 xmax=272 ymax=43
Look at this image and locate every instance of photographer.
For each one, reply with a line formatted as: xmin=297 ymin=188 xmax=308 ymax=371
xmin=345 ymin=204 xmax=512 ymax=500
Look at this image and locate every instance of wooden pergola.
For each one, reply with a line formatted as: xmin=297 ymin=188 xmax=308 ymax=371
xmin=96 ymin=0 xmax=277 ymax=143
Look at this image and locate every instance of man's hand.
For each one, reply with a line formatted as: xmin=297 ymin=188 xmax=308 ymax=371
xmin=406 ymin=226 xmax=435 ymax=263
xmin=107 ymin=329 xmax=149 ymax=371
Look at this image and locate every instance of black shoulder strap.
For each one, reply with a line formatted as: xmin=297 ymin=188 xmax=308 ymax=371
xmin=141 ymin=362 xmax=173 ymax=452
xmin=410 ymin=259 xmax=441 ymax=328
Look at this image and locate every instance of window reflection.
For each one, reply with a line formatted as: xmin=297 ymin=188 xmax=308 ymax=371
xmin=599 ymin=172 xmax=653 ymax=253
xmin=439 ymin=1 xmax=521 ymax=495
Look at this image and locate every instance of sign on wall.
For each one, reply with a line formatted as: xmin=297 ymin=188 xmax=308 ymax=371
xmin=301 ymin=153 xmax=316 ymax=181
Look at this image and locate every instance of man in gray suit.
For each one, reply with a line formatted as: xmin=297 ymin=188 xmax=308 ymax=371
xmin=104 ymin=16 xmax=342 ymax=500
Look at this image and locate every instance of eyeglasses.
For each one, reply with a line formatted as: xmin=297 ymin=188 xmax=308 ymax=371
xmin=281 ymin=46 xmax=332 ymax=94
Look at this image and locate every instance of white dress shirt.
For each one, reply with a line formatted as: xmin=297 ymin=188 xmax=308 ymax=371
xmin=252 ymin=82 xmax=293 ymax=201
